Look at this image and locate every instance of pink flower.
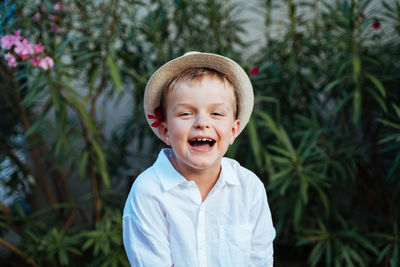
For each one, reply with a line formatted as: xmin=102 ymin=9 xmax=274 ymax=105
xmin=41 ymin=5 xmax=47 ymax=12
xmin=250 ymin=66 xmax=259 ymax=76
xmin=33 ymin=12 xmax=41 ymax=21
xmin=30 ymin=57 xmax=41 ymax=67
xmin=49 ymin=15 xmax=57 ymax=21
xmin=1 ymin=35 xmax=15 ymax=49
xmin=34 ymin=43 xmax=45 ymax=54
xmin=4 ymin=53 xmax=17 ymax=67
xmin=358 ymin=12 xmax=365 ymax=20
xmin=54 ymin=3 xmax=62 ymax=11
xmin=1 ymin=31 xmax=21 ymax=50
xmin=372 ymin=20 xmax=381 ymax=30
xmin=38 ymin=56 xmax=54 ymax=70
xmin=20 ymin=54 xmax=30 ymax=61
xmin=14 ymin=38 xmax=34 ymax=57
xmin=13 ymin=30 xmax=21 ymax=40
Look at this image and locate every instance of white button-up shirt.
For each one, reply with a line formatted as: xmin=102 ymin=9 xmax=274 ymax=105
xmin=123 ymin=148 xmax=275 ymax=267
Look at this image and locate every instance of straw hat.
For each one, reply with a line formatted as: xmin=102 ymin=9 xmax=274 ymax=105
xmin=144 ymin=51 xmax=254 ymax=140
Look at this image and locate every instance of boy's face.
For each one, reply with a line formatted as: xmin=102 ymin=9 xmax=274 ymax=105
xmin=159 ymin=76 xmax=240 ymax=176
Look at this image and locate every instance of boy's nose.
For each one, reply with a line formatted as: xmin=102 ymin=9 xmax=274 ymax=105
xmin=194 ymin=114 xmax=210 ymax=129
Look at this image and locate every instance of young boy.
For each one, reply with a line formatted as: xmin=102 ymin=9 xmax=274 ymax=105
xmin=123 ymin=52 xmax=275 ymax=267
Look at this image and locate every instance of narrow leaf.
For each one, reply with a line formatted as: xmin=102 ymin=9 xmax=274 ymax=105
xmin=107 ymin=55 xmax=123 ymax=92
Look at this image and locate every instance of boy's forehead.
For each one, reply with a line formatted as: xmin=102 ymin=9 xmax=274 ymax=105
xmin=170 ymin=76 xmax=235 ymax=97
xmin=174 ymin=75 xmax=234 ymax=92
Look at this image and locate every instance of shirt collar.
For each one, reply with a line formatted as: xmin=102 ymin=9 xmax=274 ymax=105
xmin=218 ymin=158 xmax=240 ymax=187
xmin=154 ymin=148 xmax=187 ymax=191
xmin=154 ymin=148 xmax=240 ymax=191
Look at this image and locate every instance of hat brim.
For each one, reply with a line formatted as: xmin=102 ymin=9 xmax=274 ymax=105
xmin=144 ymin=52 xmax=254 ymax=141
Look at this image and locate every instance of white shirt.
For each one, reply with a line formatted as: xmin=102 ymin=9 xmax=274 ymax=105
xmin=123 ymin=148 xmax=275 ymax=267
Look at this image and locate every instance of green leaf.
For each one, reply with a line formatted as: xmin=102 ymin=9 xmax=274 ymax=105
xmin=271 ymin=168 xmax=292 ymax=181
xmin=255 ymin=96 xmax=278 ymax=104
xmin=90 ymin=139 xmax=110 ymax=187
xmin=121 ymin=67 xmax=147 ymax=84
xmin=293 ymin=198 xmax=303 ymax=231
xmin=348 ymin=249 xmax=364 ymax=266
xmin=377 ymin=118 xmax=400 ymax=130
xmin=247 ymin=118 xmax=262 ymax=168
xmin=73 ymin=51 xmax=99 ymax=65
xmin=49 ymin=77 xmax=61 ymax=112
xmin=89 ymin=65 xmax=101 ymax=92
xmin=322 ymin=78 xmax=344 ymax=93
xmin=300 ymin=175 xmax=309 ymax=204
xmin=352 ymin=55 xmax=361 ymax=82
xmin=20 ymin=74 xmax=46 ymax=107
xmin=332 ymin=93 xmax=352 ymax=117
xmin=267 ymin=144 xmax=294 ymax=159
xmin=24 ymin=103 xmax=52 ymax=138
xmin=309 ymin=241 xmax=324 ymax=267
xmin=59 ymin=249 xmax=69 ymax=265
xmin=377 ymin=244 xmax=392 ymax=262
xmin=256 ymin=110 xmax=281 ymax=137
xmin=298 ymin=130 xmax=318 ymax=160
xmin=79 ymin=152 xmax=89 ymax=180
xmin=366 ymin=87 xmax=387 ymax=112
xmin=326 ymin=240 xmax=332 ymax=266
xmin=352 ymin=85 xmax=361 ymax=124
xmin=55 ymin=37 xmax=75 ymax=58
xmin=365 ymin=72 xmax=386 ymax=97
xmin=311 ymin=181 xmax=330 ymax=216
xmin=392 ymin=103 xmax=400 ymax=118
xmin=82 ymin=238 xmax=95 ymax=251
xmin=279 ymin=127 xmax=296 ymax=155
xmin=66 ymin=95 xmax=100 ymax=136
xmin=268 ymin=155 xmax=291 ymax=164
xmin=107 ymin=55 xmax=123 ymax=92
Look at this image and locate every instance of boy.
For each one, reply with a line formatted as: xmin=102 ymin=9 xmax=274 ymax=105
xmin=123 ymin=52 xmax=275 ymax=267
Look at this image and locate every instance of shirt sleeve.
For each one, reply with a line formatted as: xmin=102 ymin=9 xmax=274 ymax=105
xmin=123 ymin=182 xmax=173 ymax=267
xmin=249 ymin=182 xmax=276 ymax=266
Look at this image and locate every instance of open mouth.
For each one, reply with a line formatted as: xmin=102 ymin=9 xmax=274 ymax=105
xmin=188 ymin=138 xmax=216 ymax=148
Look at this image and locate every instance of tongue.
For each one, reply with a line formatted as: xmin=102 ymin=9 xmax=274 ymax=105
xmin=190 ymin=141 xmax=212 ymax=151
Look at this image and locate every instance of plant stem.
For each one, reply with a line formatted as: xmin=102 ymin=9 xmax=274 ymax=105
xmin=60 ymin=209 xmax=76 ymax=236
xmin=0 ymin=238 xmax=39 ymax=267
xmin=65 ymin=98 xmax=101 ymax=226
xmin=0 ymin=140 xmax=36 ymax=181
xmin=14 ymin=82 xmax=57 ymax=209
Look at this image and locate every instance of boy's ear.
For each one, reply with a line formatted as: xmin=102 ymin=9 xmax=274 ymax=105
xmin=229 ymin=119 xmax=240 ymax=145
xmin=158 ymin=121 xmax=170 ymax=145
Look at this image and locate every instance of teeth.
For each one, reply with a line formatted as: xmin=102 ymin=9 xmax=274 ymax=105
xmin=194 ymin=138 xmax=212 ymax=142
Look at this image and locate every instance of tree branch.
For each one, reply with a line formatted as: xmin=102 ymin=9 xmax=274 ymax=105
xmin=14 ymin=80 xmax=57 ymax=209
xmin=0 ymin=238 xmax=39 ymax=267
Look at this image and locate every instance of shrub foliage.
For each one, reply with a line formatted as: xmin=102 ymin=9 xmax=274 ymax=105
xmin=0 ymin=0 xmax=399 ymax=266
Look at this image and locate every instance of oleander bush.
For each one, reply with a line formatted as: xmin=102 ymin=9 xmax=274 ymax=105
xmin=233 ymin=0 xmax=400 ymax=266
xmin=0 ymin=0 xmax=399 ymax=266
xmin=0 ymin=0 xmax=244 ymax=266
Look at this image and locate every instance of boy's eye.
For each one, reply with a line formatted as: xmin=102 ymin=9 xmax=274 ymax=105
xmin=212 ymin=112 xmax=223 ymax=116
xmin=179 ymin=112 xmax=191 ymax=116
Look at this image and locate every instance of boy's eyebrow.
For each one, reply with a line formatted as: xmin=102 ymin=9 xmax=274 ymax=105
xmin=172 ymin=102 xmax=230 ymax=111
